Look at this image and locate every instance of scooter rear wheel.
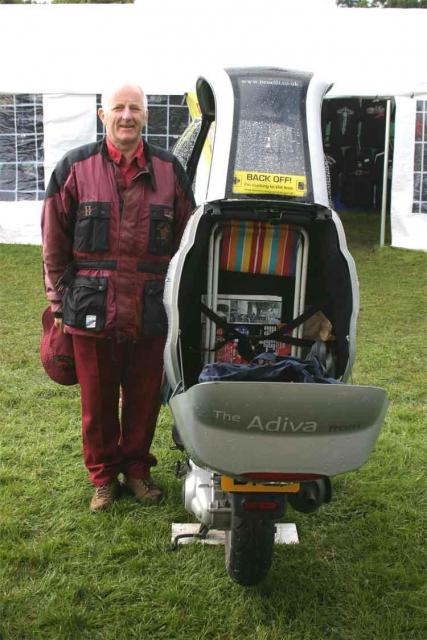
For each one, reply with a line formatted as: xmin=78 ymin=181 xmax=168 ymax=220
xmin=225 ymin=514 xmax=275 ymax=586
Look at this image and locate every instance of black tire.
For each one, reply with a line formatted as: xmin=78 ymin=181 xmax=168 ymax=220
xmin=224 ymin=514 xmax=275 ymax=586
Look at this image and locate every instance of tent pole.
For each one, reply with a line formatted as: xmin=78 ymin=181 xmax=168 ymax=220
xmin=380 ymin=99 xmax=392 ymax=247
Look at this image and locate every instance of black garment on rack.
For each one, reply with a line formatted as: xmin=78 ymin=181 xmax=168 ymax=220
xmin=324 ymin=144 xmax=344 ymax=199
xmin=341 ymin=147 xmax=375 ymax=209
xmin=329 ymin=99 xmax=360 ymax=147
xmin=360 ymin=99 xmax=387 ymax=149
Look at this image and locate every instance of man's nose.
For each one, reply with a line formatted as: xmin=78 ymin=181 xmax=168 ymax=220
xmin=122 ymin=106 xmax=133 ymax=119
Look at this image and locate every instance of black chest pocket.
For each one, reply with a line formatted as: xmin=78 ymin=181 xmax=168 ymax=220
xmin=148 ymin=204 xmax=174 ymax=256
xmin=74 ymin=202 xmax=111 ymax=253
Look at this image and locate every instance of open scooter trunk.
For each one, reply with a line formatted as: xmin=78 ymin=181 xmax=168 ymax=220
xmin=165 ymin=199 xmax=387 ymax=480
xmin=163 ymin=68 xmax=388 ymax=584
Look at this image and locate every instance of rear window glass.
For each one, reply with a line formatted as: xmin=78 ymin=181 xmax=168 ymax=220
xmin=226 ymin=73 xmax=312 ymax=201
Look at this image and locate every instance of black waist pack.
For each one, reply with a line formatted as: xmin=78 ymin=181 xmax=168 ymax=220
xmin=62 ymin=275 xmax=107 ymax=331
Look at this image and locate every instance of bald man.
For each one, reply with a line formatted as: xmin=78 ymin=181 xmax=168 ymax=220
xmin=42 ymin=83 xmax=195 ymax=511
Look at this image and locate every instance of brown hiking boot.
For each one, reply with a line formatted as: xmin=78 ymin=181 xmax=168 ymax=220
xmin=123 ymin=475 xmax=163 ymax=504
xmin=90 ymin=480 xmax=120 ymax=512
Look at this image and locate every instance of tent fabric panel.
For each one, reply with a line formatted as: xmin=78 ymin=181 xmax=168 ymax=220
xmin=1 ymin=4 xmax=426 ymax=96
xmin=0 ymin=201 xmax=41 ymax=245
xmin=391 ymin=96 xmax=427 ymax=252
xmin=43 ymin=94 xmax=97 ymax=186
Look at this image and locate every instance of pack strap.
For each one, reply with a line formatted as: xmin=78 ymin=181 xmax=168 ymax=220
xmin=76 ymin=260 xmax=168 ymax=274
xmin=76 ymin=260 xmax=117 ymax=270
xmin=56 ymin=259 xmax=168 ymax=293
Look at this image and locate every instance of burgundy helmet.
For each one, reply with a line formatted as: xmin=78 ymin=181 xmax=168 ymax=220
xmin=40 ymin=307 xmax=77 ymax=385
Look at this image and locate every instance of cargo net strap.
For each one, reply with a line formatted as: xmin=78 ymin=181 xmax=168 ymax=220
xmin=219 ymin=221 xmax=299 ymax=276
xmin=200 ymin=302 xmax=315 ymax=363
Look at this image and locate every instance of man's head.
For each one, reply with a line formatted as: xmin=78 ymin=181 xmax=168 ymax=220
xmin=98 ymin=83 xmax=148 ymax=154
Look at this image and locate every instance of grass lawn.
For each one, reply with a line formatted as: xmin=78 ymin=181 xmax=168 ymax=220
xmin=0 ymin=212 xmax=426 ymax=640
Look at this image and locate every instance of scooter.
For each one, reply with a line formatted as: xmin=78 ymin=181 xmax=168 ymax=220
xmin=163 ymin=68 xmax=388 ymax=585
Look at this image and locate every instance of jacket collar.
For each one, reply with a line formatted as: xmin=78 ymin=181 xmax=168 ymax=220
xmin=105 ymin=138 xmax=145 ymax=168
xmin=101 ymin=138 xmax=157 ymax=191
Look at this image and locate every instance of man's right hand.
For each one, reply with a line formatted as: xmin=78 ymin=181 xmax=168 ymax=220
xmin=54 ymin=317 xmax=63 ymax=331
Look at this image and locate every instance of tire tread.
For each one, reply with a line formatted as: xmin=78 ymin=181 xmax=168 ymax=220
xmin=225 ymin=515 xmax=275 ymax=586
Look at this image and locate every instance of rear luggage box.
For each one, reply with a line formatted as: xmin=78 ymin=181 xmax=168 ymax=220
xmin=170 ymin=382 xmax=388 ymax=478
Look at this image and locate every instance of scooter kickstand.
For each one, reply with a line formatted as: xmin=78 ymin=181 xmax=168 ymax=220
xmin=170 ymin=524 xmax=209 ymax=551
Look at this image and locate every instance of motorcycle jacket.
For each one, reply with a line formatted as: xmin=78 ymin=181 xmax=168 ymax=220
xmin=42 ymin=139 xmax=195 ymax=342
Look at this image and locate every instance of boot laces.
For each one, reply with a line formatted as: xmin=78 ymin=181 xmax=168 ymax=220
xmin=95 ymin=483 xmax=114 ymax=498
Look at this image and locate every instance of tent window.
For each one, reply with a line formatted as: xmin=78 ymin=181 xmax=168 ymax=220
xmin=323 ymin=97 xmax=394 ymax=212
xmin=413 ymin=100 xmax=427 ymax=214
xmin=0 ymin=94 xmax=44 ymax=202
xmin=96 ymin=94 xmax=190 ymax=151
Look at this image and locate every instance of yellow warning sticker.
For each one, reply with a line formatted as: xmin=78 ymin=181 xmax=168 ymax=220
xmin=233 ymin=171 xmax=307 ymax=197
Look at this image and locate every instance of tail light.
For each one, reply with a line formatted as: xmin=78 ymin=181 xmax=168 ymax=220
xmin=242 ymin=500 xmax=280 ymax=512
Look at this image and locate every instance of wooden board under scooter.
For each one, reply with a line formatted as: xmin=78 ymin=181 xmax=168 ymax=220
xmin=171 ymin=523 xmax=299 ymax=546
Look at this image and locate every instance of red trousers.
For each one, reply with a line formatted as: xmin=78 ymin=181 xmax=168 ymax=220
xmin=72 ymin=335 xmax=165 ymax=486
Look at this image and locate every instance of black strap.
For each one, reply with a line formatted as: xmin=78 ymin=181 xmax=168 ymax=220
xmin=76 ymin=260 xmax=117 ymax=270
xmin=200 ymin=302 xmax=316 ymax=360
xmin=75 ymin=260 xmax=168 ymax=274
xmin=200 ymin=302 xmax=257 ymax=361
xmin=263 ymin=305 xmax=320 ymax=343
xmin=56 ymin=259 xmax=167 ymax=293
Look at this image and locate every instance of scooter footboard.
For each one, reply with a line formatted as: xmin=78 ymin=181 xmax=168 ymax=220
xmin=170 ymin=382 xmax=388 ymax=477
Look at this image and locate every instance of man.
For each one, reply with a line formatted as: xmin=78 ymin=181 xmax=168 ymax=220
xmin=41 ymin=83 xmax=194 ymax=512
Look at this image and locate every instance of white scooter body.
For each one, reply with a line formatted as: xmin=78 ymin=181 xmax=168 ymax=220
xmin=163 ymin=68 xmax=388 ymax=583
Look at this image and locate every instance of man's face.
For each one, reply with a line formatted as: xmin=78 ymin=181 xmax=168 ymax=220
xmin=98 ymin=85 xmax=148 ymax=151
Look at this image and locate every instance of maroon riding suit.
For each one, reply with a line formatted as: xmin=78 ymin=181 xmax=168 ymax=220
xmin=42 ymin=139 xmax=194 ymax=484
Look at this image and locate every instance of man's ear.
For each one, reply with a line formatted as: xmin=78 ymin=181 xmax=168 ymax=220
xmin=98 ymin=107 xmax=106 ymax=125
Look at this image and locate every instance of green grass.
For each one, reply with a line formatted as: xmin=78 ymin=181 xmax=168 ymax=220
xmin=1 ymin=212 xmax=426 ymax=640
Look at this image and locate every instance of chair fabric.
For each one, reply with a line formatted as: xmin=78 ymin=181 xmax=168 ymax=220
xmin=219 ymin=221 xmax=298 ymax=276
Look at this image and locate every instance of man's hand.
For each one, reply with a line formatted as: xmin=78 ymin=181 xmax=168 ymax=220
xmin=54 ymin=317 xmax=63 ymax=331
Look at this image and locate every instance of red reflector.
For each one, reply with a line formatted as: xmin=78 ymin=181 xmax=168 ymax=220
xmin=243 ymin=501 xmax=279 ymax=511
xmin=243 ymin=472 xmax=324 ymax=482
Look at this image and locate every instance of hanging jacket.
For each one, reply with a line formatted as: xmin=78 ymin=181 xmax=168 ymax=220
xmin=41 ymin=139 xmax=195 ymax=341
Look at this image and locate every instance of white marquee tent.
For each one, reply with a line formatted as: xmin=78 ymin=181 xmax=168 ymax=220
xmin=1 ymin=0 xmax=426 ymax=250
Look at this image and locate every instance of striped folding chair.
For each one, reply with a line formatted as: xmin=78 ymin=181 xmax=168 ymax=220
xmin=204 ymin=220 xmax=309 ymax=363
